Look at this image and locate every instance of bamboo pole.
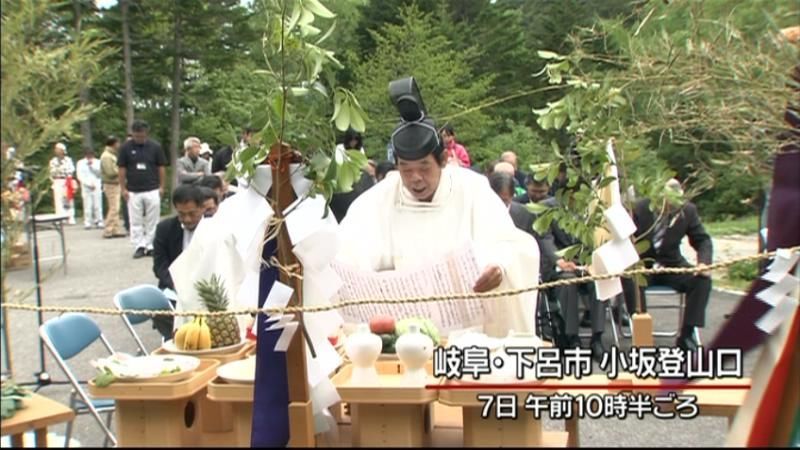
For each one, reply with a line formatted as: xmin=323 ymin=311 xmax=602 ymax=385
xmin=266 ymin=142 xmax=315 ymax=447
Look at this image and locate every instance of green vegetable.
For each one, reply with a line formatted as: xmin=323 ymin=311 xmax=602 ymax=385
xmin=395 ymin=317 xmax=440 ymax=345
xmin=160 ymin=366 xmax=181 ymax=375
xmin=93 ymin=369 xmax=117 ymax=388
xmin=380 ymin=333 xmax=397 ymax=354
xmin=1 ymin=382 xmax=31 ymax=419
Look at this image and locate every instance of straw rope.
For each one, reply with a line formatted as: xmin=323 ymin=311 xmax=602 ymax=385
xmin=1 ymin=247 xmax=796 ymax=318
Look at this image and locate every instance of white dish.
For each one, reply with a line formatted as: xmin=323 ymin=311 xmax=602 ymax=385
xmin=161 ymin=339 xmax=247 ymax=356
xmin=92 ymin=354 xmax=200 ymax=383
xmin=502 ymin=333 xmax=543 ymax=349
xmin=447 ymin=332 xmax=502 ymax=352
xmin=217 ymin=356 xmax=256 ymax=384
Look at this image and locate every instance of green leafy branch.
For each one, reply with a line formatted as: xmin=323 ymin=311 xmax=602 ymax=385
xmin=227 ymin=0 xmax=369 ymax=208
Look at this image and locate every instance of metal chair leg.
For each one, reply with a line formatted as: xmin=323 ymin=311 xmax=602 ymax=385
xmin=606 ymin=304 xmax=620 ymax=347
xmin=618 ymin=298 xmax=633 ymax=339
xmin=65 ymin=391 xmax=76 ymax=447
xmin=103 ymin=410 xmax=114 ymax=447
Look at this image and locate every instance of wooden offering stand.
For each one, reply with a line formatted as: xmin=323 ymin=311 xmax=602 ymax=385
xmin=331 ymin=360 xmax=438 ymax=447
xmin=207 ymin=378 xmax=254 ymax=447
xmin=88 ymin=359 xmax=222 ymax=447
xmin=437 ymin=377 xmax=568 ymax=448
xmin=152 ymin=340 xmax=256 ymax=438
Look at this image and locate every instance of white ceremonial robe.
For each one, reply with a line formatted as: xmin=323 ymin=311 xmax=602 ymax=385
xmin=335 ymin=166 xmax=541 ymax=338
xmin=168 ymin=165 xmax=344 ymax=435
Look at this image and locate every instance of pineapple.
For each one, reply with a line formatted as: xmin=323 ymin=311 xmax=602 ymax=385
xmin=195 ymin=274 xmax=241 ymax=348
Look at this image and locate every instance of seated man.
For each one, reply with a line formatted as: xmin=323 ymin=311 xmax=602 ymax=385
xmin=329 ymin=169 xmax=375 ymax=223
xmin=621 ymin=179 xmax=713 ymax=351
xmin=195 ymin=174 xmax=225 ymax=204
xmin=520 ymin=177 xmax=607 ymax=359
xmin=337 ymin=88 xmax=539 ymax=337
xmin=514 ymin=174 xmax=551 ymax=205
xmin=151 ymin=184 xmax=206 ymax=338
xmin=198 ymin=186 xmax=219 ymax=217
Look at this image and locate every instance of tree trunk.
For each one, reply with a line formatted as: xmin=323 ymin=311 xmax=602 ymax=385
xmin=74 ymin=0 xmax=94 ymax=151
xmin=121 ymin=0 xmax=134 ymax=134
xmin=169 ymin=10 xmax=182 ymax=196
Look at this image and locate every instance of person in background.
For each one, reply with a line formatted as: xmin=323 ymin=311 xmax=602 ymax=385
xmin=198 ymin=186 xmax=219 ymax=217
xmin=500 ymin=150 xmax=527 ymax=188
xmin=337 ymin=128 xmax=366 ymax=156
xmin=522 ymin=176 xmax=607 ymax=359
xmin=375 ymin=161 xmax=396 ymax=182
xmin=329 ymin=168 xmax=375 ymax=223
xmin=118 ymin=120 xmax=167 ymax=259
xmin=211 ymin=126 xmax=255 ymax=182
xmin=366 ymin=159 xmax=377 ymax=181
xmin=100 ymin=136 xmax=127 ymax=238
xmin=621 ymin=178 xmax=713 ymax=351
xmin=176 ymin=136 xmax=210 ymax=184
xmin=196 ymin=174 xmax=225 ymax=204
xmin=514 ymin=175 xmax=551 ymax=205
xmin=493 ymin=161 xmax=526 ymax=197
xmin=199 ymin=143 xmax=213 ymax=162
xmin=151 ymin=184 xmax=207 ymax=339
xmin=49 ymin=142 xmax=77 ymax=225
xmin=440 ymin=124 xmax=471 ymax=168
xmin=76 ymin=148 xmax=104 ymax=230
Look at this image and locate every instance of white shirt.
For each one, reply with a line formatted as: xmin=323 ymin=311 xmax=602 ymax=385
xmin=182 ymin=225 xmax=195 ymax=251
xmin=76 ymin=157 xmax=102 ymax=190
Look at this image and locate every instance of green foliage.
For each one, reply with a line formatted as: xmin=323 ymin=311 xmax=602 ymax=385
xmin=705 ymin=215 xmax=760 ymax=237
xmin=528 ymin=0 xmax=796 ymax=261
xmin=352 ymin=4 xmax=495 ymax=162
xmin=727 ymin=260 xmax=759 ymax=285
xmin=1 ymin=382 xmax=31 ymax=419
xmin=183 ymin=62 xmax=277 ymax=148
xmin=1 ymin=0 xmax=111 ymax=294
xmin=483 ymin=120 xmax=546 ymax=169
xmin=225 ymin=0 xmax=369 ymax=206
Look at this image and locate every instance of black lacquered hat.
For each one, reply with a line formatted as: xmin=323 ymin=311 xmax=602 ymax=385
xmin=388 ymin=77 xmax=443 ymax=161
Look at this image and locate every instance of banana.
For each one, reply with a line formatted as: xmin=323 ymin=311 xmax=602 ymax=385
xmin=184 ymin=318 xmax=200 ymax=351
xmin=174 ymin=322 xmax=192 ymax=349
xmin=197 ymin=318 xmax=212 ymax=350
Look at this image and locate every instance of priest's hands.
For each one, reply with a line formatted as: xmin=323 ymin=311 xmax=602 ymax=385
xmin=473 ymin=264 xmax=503 ymax=293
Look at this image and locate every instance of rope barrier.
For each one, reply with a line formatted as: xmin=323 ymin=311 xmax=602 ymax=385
xmin=1 ymin=247 xmax=796 ymax=318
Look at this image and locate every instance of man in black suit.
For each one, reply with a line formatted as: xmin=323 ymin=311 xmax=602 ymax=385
xmin=330 ymin=170 xmax=376 ymax=223
xmin=151 ymin=184 xmax=207 ymax=339
xmin=514 ymin=174 xmax=551 ymax=205
xmin=508 ymin=175 xmax=607 ymax=359
xmin=490 ymin=172 xmax=606 ymax=359
xmin=153 ymin=184 xmax=207 ymax=291
xmin=621 ymin=179 xmax=713 ymax=351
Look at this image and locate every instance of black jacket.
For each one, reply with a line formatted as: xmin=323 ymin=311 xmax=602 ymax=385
xmin=153 ymin=217 xmax=184 ymax=290
xmin=508 ymin=202 xmax=558 ymax=275
xmin=632 ymin=198 xmax=713 ymax=268
xmin=330 ymin=170 xmax=375 ymax=223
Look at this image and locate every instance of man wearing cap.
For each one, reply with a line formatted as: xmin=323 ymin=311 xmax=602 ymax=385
xmin=621 ymin=179 xmax=713 ymax=351
xmin=176 ymin=136 xmax=210 ymax=184
xmin=199 ymin=143 xmax=213 ymax=162
xmin=335 ymin=79 xmax=540 ymax=337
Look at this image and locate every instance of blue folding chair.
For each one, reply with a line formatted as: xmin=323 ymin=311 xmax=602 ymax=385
xmin=40 ymin=313 xmax=117 ymax=447
xmin=113 ymin=285 xmax=175 ymax=355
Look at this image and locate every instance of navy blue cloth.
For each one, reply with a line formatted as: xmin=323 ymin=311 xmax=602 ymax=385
xmin=250 ymin=236 xmax=291 ymax=447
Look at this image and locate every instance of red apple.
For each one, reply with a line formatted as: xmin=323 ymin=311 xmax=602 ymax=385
xmin=369 ymin=315 xmax=396 ymax=334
